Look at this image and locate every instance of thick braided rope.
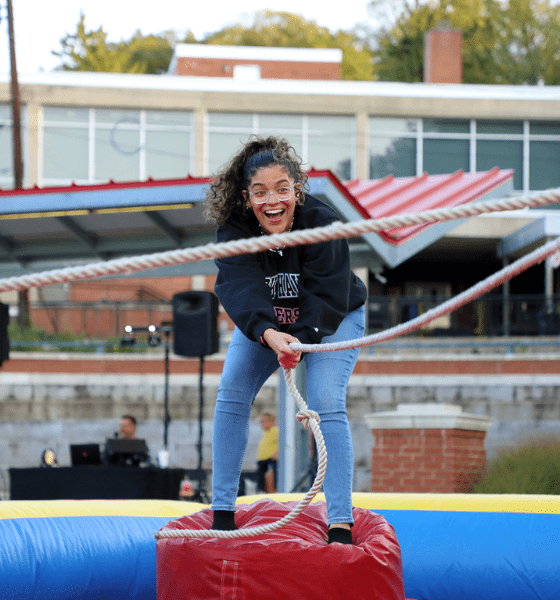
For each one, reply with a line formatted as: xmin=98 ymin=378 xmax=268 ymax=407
xmin=154 ymin=368 xmax=326 ymax=539
xmin=4 ymin=185 xmax=557 ymax=541
xmin=1 ymin=187 xmax=559 ymax=294
xmin=292 ymin=235 xmax=560 ymax=354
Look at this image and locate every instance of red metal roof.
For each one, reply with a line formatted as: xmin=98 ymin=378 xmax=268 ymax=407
xmin=345 ymin=168 xmax=515 ymax=244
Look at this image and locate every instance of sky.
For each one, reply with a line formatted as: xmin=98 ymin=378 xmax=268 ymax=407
xmin=0 ymin=1 xmax=374 ymax=74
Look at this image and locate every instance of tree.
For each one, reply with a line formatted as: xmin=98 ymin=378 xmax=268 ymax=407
xmin=493 ymin=0 xmax=560 ymax=85
xmin=203 ymin=10 xmax=374 ymax=81
xmin=370 ymin=0 xmax=560 ymax=85
xmin=53 ymin=13 xmax=176 ymax=74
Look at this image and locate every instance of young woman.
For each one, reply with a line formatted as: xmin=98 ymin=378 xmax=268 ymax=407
xmin=205 ymin=135 xmax=367 ymax=544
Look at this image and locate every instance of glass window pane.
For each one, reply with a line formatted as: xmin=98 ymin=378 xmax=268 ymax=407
xmin=423 ymin=139 xmax=469 ymax=174
xmin=530 ymin=141 xmax=560 ymax=190
xmin=208 ymin=113 xmax=253 ymax=129
xmin=256 ymin=130 xmax=304 ymax=159
xmin=259 ymin=114 xmax=301 ymax=131
xmin=477 ymin=120 xmax=523 ymax=135
xmin=370 ymin=136 xmax=416 ymax=179
xmin=369 ymin=118 xmax=417 ymax=134
xmin=95 ymin=129 xmax=139 ymax=181
xmin=477 ymin=140 xmax=523 ymax=190
xmin=0 ymin=104 xmax=9 ymax=120
xmin=44 ymin=106 xmax=89 ymax=123
xmin=308 ymin=131 xmax=353 ymax=180
xmin=95 ymin=109 xmax=140 ymax=125
xmin=43 ymin=127 xmax=89 ymax=180
xmin=145 ymin=110 xmax=191 ymax=126
xmin=530 ymin=121 xmax=560 ymax=135
xmin=0 ymin=126 xmax=12 ymax=180
xmin=145 ymin=131 xmax=191 ymax=179
xmin=308 ymin=115 xmax=354 ymax=134
xmin=424 ymin=119 xmax=470 ymax=134
xmin=208 ymin=132 xmax=251 ymax=175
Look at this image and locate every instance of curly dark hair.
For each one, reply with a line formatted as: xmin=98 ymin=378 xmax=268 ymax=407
xmin=204 ymin=135 xmax=309 ymax=226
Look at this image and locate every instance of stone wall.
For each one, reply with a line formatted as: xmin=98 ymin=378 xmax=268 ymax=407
xmin=2 ymin=356 xmax=560 ymax=500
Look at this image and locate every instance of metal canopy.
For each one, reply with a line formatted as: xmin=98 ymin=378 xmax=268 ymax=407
xmin=0 ymin=169 xmax=517 ymax=280
xmin=0 ymin=177 xmax=216 ymax=278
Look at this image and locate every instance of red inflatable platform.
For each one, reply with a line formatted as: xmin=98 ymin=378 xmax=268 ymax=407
xmin=157 ymin=499 xmax=405 ymax=600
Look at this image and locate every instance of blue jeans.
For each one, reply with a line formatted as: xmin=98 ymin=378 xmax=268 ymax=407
xmin=212 ymin=305 xmax=365 ymax=526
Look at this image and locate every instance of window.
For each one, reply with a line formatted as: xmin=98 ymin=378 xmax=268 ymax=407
xmin=207 ymin=112 xmax=355 ymax=180
xmin=41 ymin=107 xmax=193 ymax=185
xmin=477 ymin=140 xmax=523 ymax=190
xmin=0 ymin=103 xmax=27 ymax=187
xmin=529 ymin=121 xmax=560 ymax=192
xmin=370 ymin=116 xmax=560 ymax=191
xmin=368 ymin=118 xmax=417 ymax=179
xmin=529 ymin=141 xmax=560 ymax=191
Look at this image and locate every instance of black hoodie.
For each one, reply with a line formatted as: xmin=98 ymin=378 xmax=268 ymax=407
xmin=214 ymin=194 xmax=367 ymax=346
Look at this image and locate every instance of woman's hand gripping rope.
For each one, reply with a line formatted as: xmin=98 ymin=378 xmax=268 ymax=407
xmin=262 ymin=329 xmax=302 ymax=369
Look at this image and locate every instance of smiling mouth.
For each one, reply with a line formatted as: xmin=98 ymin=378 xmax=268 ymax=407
xmin=264 ymin=208 xmax=284 ymax=219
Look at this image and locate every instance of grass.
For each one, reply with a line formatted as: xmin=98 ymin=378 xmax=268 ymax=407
xmin=473 ymin=437 xmax=560 ymax=494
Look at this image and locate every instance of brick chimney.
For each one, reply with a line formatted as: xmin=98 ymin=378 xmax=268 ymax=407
xmin=424 ymin=22 xmax=462 ymax=83
xmin=364 ymin=403 xmax=491 ymax=493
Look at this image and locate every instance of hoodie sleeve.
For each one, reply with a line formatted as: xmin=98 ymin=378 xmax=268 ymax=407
xmin=214 ymin=221 xmax=279 ymax=343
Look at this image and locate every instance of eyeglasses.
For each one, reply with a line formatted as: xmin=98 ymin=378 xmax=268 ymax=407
xmin=248 ymin=184 xmax=296 ymax=204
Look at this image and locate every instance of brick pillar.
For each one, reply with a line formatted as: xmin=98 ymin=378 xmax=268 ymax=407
xmin=364 ymin=404 xmax=491 ymax=493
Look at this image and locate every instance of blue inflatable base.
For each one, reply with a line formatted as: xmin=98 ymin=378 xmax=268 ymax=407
xmin=1 ymin=494 xmax=559 ymax=600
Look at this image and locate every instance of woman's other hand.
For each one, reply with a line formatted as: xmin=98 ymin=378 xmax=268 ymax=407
xmin=262 ymin=329 xmax=302 ymax=369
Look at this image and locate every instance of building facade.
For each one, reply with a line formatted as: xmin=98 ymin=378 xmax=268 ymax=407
xmin=1 ymin=71 xmax=559 ymax=194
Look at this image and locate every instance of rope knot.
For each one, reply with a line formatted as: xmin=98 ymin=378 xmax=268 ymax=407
xmin=296 ymin=409 xmax=320 ymax=429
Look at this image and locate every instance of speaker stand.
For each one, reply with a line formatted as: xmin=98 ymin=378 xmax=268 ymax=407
xmin=190 ymin=355 xmax=210 ymax=504
xmin=163 ymin=328 xmax=171 ymax=450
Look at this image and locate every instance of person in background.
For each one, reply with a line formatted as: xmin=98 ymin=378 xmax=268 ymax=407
xmin=256 ymin=413 xmax=278 ymax=493
xmin=119 ymin=415 xmax=137 ymax=439
xmin=205 ymin=135 xmax=367 ymax=545
xmin=105 ymin=415 xmax=150 ymax=467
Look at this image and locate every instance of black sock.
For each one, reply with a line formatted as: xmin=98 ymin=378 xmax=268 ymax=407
xmin=328 ymin=528 xmax=353 ymax=545
xmin=211 ymin=510 xmax=237 ymax=531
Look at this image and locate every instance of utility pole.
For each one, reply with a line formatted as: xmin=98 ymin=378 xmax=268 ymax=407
xmin=6 ymin=0 xmax=30 ymax=327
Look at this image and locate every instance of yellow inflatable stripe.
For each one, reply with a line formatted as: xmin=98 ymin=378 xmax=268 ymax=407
xmin=239 ymin=493 xmax=560 ymax=514
xmin=3 ymin=493 xmax=559 ymax=520
xmin=0 ymin=499 xmax=207 ymax=520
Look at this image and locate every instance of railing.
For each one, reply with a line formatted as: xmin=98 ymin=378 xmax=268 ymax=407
xmin=5 ymin=294 xmax=560 ymax=355
xmin=367 ymin=293 xmax=560 ymax=337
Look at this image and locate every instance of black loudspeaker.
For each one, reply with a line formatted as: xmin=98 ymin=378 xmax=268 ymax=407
xmin=0 ymin=302 xmax=9 ymax=366
xmin=172 ymin=291 xmax=219 ymax=357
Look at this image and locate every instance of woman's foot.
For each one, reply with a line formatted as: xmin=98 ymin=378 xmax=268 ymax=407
xmin=328 ymin=523 xmax=353 ymax=545
xmin=211 ymin=510 xmax=237 ymax=531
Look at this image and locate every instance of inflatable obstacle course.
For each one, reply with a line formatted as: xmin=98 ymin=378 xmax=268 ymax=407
xmin=1 ymin=493 xmax=559 ymax=600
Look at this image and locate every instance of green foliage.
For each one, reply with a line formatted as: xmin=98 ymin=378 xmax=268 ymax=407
xmin=8 ymin=321 xmax=91 ymax=352
xmin=53 ymin=12 xmax=174 ymax=74
xmin=50 ymin=3 xmax=560 ymax=84
xmin=473 ymin=437 xmax=560 ymax=494
xmin=8 ymin=322 xmax=146 ymax=353
xmin=203 ymin=10 xmax=374 ymax=81
xmin=53 ymin=10 xmax=373 ymax=80
xmin=372 ymin=0 xmax=560 ymax=84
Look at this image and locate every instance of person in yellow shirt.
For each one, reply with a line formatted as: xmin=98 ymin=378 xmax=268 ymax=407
xmin=256 ymin=413 xmax=278 ymax=493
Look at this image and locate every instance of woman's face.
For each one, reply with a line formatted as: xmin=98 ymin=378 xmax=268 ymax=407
xmin=244 ymin=164 xmax=297 ymax=235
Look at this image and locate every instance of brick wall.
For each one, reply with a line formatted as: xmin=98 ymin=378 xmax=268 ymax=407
xmin=176 ymin=57 xmax=340 ymax=80
xmin=370 ymin=427 xmax=487 ymax=493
